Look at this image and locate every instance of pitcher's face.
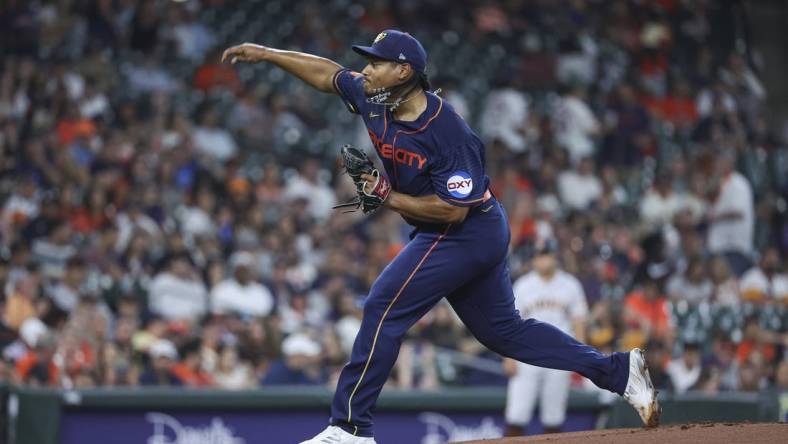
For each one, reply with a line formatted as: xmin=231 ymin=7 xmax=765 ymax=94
xmin=361 ymin=59 xmax=411 ymax=95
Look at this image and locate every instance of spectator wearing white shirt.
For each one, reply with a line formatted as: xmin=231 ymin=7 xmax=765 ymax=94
xmin=696 ymin=80 xmax=737 ymax=118
xmin=480 ymin=80 xmax=529 ymax=153
xmin=679 ymin=173 xmax=709 ymax=224
xmin=557 ymin=156 xmax=603 ymax=211
xmin=211 ymin=252 xmax=274 ymax=318
xmin=213 ymin=345 xmax=256 ymax=389
xmin=48 ymin=61 xmax=85 ymax=101
xmin=705 ymin=152 xmax=754 ymax=276
xmin=709 ymin=256 xmax=740 ymax=307
xmin=640 ymin=173 xmax=683 ymax=231
xmin=124 ymin=58 xmax=179 ymax=94
xmin=739 ymin=248 xmax=788 ymax=303
xmin=719 ymin=53 xmax=766 ymax=120
xmin=45 ymin=257 xmax=87 ymax=314
xmin=553 ymin=86 xmax=600 ymax=164
xmin=555 ymin=35 xmax=598 ymax=87
xmin=148 ymin=254 xmax=208 ymax=323
xmin=283 ymin=159 xmax=336 ymax=222
xmin=78 ymin=81 xmax=110 ymax=120
xmin=169 ymin=8 xmax=215 ymax=62
xmin=115 ymin=201 xmax=161 ymax=253
xmin=666 ymin=342 xmax=702 ymax=394
xmin=2 ymin=175 xmax=39 ymax=229
xmin=334 ymin=291 xmax=363 ymax=357
xmin=666 ymin=259 xmax=713 ymax=305
xmin=176 ymin=188 xmax=216 ymax=241
xmin=32 ymin=222 xmax=77 ymax=279
xmin=193 ymin=106 xmax=238 ymax=163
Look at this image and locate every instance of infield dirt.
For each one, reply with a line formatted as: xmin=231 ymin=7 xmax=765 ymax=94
xmin=456 ymin=422 xmax=788 ymax=444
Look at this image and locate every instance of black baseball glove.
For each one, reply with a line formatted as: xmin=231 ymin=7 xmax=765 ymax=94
xmin=333 ymin=144 xmax=391 ymax=214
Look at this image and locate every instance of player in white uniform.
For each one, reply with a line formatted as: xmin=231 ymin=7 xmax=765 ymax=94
xmin=503 ymin=239 xmax=588 ymax=435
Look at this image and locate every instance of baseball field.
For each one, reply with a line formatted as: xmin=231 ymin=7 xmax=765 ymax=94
xmin=3 ymin=1 xmax=788 ymax=444
xmin=460 ymin=422 xmax=788 ymax=444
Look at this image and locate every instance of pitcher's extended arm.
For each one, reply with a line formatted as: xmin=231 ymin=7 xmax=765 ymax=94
xmin=222 ymin=43 xmax=342 ymax=93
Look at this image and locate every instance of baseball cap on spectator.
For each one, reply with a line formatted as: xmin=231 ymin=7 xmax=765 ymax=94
xmin=282 ymin=333 xmax=321 ymax=357
xmin=535 ymin=238 xmax=559 ymax=256
xmin=166 ymin=319 xmax=191 ymax=336
xmin=20 ymin=318 xmax=48 ymax=348
xmin=229 ymin=251 xmax=256 ymax=270
xmin=19 ymin=318 xmax=48 ymax=348
xmin=149 ymin=339 xmax=178 ymax=360
xmin=352 ymin=29 xmax=428 ymax=74
xmin=645 ymin=261 xmax=672 ymax=280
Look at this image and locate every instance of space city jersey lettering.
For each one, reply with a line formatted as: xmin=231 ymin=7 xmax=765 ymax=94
xmin=367 ymin=129 xmax=427 ymax=170
xmin=333 ymin=69 xmax=490 ymax=206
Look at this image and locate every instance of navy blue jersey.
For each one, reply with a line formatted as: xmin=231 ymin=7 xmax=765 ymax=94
xmin=333 ymin=69 xmax=491 ymax=213
xmin=327 ymin=69 xmax=634 ymax=443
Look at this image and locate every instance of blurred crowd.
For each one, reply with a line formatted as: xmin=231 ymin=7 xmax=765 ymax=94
xmin=0 ymin=0 xmax=787 ymax=394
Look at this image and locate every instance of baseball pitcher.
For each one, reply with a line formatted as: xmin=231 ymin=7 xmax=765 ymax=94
xmin=222 ymin=29 xmax=659 ymax=444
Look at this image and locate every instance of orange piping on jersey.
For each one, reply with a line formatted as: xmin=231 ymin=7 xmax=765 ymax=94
xmin=389 ymin=97 xmax=443 ymax=187
xmin=333 ymin=70 xmax=358 ymax=114
xmin=332 ymin=70 xmax=341 ymax=92
xmin=447 ymin=192 xmax=490 ymax=204
xmin=346 ymin=224 xmax=450 ymax=426
xmin=381 ymin=105 xmax=393 ymax=184
xmin=396 ymin=96 xmax=444 ymax=136
xmin=381 ymin=104 xmax=389 ymax=140
xmin=447 ymin=181 xmax=493 ymax=206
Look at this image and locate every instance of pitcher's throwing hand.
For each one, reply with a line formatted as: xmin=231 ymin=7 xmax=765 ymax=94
xmin=223 ymin=29 xmax=660 ymax=444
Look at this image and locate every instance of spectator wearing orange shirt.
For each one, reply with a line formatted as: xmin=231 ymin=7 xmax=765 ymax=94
xmin=3 ymin=272 xmax=39 ymax=331
xmin=735 ymin=316 xmax=775 ymax=365
xmin=623 ymin=278 xmax=672 ymax=344
xmin=491 ymin=164 xmax=536 ymax=247
xmin=16 ymin=332 xmax=58 ymax=386
xmin=56 ymin=103 xmax=96 ymax=146
xmin=193 ymin=48 xmax=241 ymax=95
xmin=661 ymin=79 xmax=698 ymax=128
xmin=69 ymin=188 xmax=111 ymax=235
xmin=56 ymin=325 xmax=98 ymax=384
xmin=644 ymin=79 xmax=699 ymax=130
xmin=171 ymin=339 xmax=214 ymax=387
xmin=491 ymin=164 xmax=533 ymax=214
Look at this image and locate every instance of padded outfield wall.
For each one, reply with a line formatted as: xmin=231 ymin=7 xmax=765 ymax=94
xmin=2 ymin=385 xmax=784 ymax=444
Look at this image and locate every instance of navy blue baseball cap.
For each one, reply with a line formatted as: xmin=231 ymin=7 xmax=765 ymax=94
xmin=352 ymin=30 xmax=427 ymax=74
xmin=536 ymin=238 xmax=559 ymax=256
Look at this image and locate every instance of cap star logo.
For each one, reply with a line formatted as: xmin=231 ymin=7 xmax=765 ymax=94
xmin=374 ymin=32 xmax=387 ymax=44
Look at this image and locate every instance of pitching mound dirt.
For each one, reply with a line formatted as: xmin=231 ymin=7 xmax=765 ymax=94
xmin=458 ymin=422 xmax=788 ymax=444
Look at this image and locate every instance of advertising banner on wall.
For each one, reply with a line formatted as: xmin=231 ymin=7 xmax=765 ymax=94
xmin=59 ymin=409 xmax=598 ymax=443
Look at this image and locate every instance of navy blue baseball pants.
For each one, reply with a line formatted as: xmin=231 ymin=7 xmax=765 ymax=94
xmin=329 ymin=198 xmax=630 ymax=437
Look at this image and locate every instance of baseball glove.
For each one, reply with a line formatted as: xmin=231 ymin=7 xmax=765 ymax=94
xmin=333 ymin=144 xmax=391 ymax=214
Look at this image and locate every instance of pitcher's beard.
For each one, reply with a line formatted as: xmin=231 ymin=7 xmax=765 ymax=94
xmin=364 ymin=75 xmax=422 ymax=111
